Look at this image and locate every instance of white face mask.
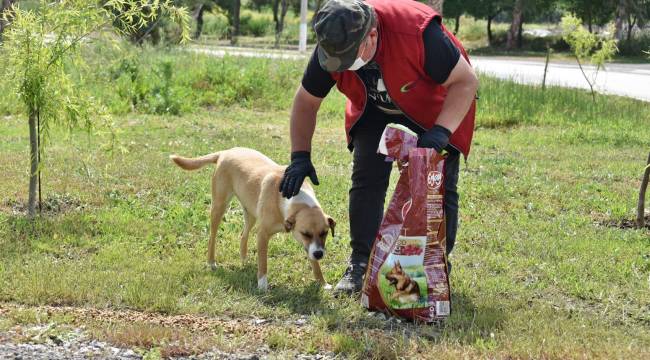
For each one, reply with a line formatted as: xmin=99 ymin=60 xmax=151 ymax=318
xmin=347 ymin=56 xmax=368 ymax=71
xmin=346 ymin=37 xmax=371 ymax=71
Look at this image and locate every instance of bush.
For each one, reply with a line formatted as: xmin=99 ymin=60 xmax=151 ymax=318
xmin=239 ymin=10 xmax=273 ymax=37
xmin=524 ymin=34 xmax=570 ymax=52
xmin=488 ymin=32 xmax=569 ymax=52
xmin=202 ymin=11 xmax=230 ymax=39
xmin=107 ymin=51 xmax=189 ymax=115
xmin=87 ymin=44 xmax=305 ymax=116
xmin=617 ymin=34 xmax=650 ymax=57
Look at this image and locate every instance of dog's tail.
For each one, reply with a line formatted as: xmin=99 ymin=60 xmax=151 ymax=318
xmin=170 ymin=152 xmax=221 ymax=171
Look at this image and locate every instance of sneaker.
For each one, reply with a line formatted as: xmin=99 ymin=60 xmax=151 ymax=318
xmin=334 ymin=261 xmax=367 ymax=295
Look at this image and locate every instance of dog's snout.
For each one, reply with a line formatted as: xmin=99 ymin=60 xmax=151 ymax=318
xmin=308 ymin=243 xmax=325 ymax=261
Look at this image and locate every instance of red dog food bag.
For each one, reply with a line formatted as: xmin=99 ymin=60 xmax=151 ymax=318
xmin=361 ymin=124 xmax=451 ymax=322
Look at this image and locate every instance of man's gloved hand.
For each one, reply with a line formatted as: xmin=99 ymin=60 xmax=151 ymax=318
xmin=417 ymin=125 xmax=452 ymax=153
xmin=279 ymin=151 xmax=319 ymax=198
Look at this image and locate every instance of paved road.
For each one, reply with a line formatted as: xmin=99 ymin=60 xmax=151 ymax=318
xmin=190 ymin=46 xmax=650 ymax=102
xmin=473 ymin=57 xmax=650 ymax=102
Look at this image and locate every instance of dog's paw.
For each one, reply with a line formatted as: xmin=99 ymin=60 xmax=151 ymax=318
xmin=322 ymin=283 xmax=333 ymax=291
xmin=208 ymin=261 xmax=217 ymax=271
xmin=257 ymin=275 xmax=268 ymax=291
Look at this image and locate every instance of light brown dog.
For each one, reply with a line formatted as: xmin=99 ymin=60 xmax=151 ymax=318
xmin=385 ymin=261 xmax=421 ymax=304
xmin=170 ymin=147 xmax=335 ymax=291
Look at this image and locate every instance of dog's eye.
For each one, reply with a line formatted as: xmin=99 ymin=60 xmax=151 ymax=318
xmin=301 ymin=232 xmax=312 ymax=238
xmin=319 ymin=231 xmax=328 ymax=238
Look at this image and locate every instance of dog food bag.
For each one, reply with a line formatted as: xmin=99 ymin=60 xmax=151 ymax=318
xmin=361 ymin=124 xmax=451 ymax=322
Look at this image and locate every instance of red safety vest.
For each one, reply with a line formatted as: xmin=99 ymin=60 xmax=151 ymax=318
xmin=330 ymin=0 xmax=476 ymax=158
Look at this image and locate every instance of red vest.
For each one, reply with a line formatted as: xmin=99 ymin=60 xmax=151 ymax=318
xmin=330 ymin=0 xmax=476 ymax=158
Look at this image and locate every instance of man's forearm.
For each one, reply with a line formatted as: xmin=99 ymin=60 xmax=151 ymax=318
xmin=290 ymin=87 xmax=321 ymax=152
xmin=435 ymin=80 xmax=477 ymax=134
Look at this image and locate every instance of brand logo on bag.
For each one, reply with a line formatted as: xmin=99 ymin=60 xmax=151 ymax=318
xmin=427 ymin=171 xmax=443 ymax=190
xmin=378 ymin=235 xmax=392 ymax=253
xmin=401 ymin=199 xmax=412 ymax=219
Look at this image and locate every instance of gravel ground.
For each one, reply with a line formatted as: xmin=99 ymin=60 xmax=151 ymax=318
xmin=0 ymin=304 xmax=339 ymax=359
xmin=0 ymin=325 xmax=335 ymax=360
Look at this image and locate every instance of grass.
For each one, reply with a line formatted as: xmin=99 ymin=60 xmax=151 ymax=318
xmin=1 ymin=50 xmax=650 ymax=359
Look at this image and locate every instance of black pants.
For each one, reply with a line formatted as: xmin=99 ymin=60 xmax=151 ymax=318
xmin=348 ymin=106 xmax=460 ymax=266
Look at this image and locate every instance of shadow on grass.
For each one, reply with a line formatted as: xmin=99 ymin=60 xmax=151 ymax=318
xmin=210 ymin=260 xmax=506 ymax=344
xmin=339 ymin=290 xmax=506 ymax=345
xmin=209 ymin=262 xmax=332 ymax=316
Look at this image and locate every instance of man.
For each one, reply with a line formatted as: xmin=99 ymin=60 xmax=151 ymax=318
xmin=279 ymin=0 xmax=478 ymax=294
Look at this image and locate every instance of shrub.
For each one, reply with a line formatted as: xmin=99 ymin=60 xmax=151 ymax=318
xmin=239 ymin=9 xmax=272 ymax=37
xmin=202 ymin=11 xmax=230 ymax=39
xmin=617 ymin=34 xmax=650 ymax=57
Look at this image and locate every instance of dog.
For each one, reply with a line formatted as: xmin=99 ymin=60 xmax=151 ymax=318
xmin=170 ymin=147 xmax=335 ymax=291
xmin=385 ymin=261 xmax=421 ymax=304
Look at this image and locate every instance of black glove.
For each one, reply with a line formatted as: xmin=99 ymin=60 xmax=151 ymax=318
xmin=417 ymin=125 xmax=452 ymax=153
xmin=279 ymin=151 xmax=319 ymax=199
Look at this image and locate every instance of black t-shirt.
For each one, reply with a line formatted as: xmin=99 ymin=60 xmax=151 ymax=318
xmin=301 ymin=19 xmax=461 ymax=116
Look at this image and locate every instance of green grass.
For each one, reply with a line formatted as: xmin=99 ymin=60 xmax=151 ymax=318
xmin=1 ymin=50 xmax=650 ymax=359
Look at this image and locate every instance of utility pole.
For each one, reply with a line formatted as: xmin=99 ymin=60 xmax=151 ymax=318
xmin=299 ymin=0 xmax=308 ymax=52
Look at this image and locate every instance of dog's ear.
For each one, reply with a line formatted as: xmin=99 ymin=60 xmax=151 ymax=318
xmin=284 ymin=216 xmax=296 ymax=232
xmin=327 ymin=216 xmax=336 ymax=238
xmin=395 ymin=260 xmax=401 ymax=269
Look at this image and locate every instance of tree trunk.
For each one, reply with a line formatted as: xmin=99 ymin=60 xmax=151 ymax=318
xmin=28 ymin=110 xmax=39 ymax=218
xmin=426 ymin=0 xmax=444 ymax=15
xmin=507 ymin=0 xmax=523 ymax=50
xmin=627 ymin=14 xmax=636 ymax=41
xmin=1 ymin=0 xmax=15 ymax=40
xmin=454 ymin=15 xmax=460 ymax=35
xmin=273 ymin=0 xmax=288 ymax=48
xmin=231 ymin=0 xmax=241 ymax=45
xmin=193 ymin=4 xmax=206 ymax=40
xmin=637 ymin=152 xmax=650 ymax=228
xmin=517 ymin=15 xmax=524 ymax=48
xmin=614 ymin=0 xmax=626 ymax=41
xmin=487 ymin=15 xmax=494 ymax=46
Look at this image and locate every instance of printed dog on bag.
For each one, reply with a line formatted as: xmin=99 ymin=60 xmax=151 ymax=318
xmin=385 ymin=261 xmax=421 ymax=304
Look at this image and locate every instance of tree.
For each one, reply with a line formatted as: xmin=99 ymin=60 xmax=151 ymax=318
xmin=0 ymin=0 xmax=190 ymax=217
xmin=507 ymin=0 xmax=524 ymax=50
xmin=613 ymin=0 xmax=650 ymax=41
xmin=231 ymin=0 xmax=240 ymax=44
xmin=443 ymin=0 xmax=464 ymax=34
xmin=466 ymin=0 xmax=507 ymax=46
xmin=561 ymin=14 xmax=618 ymax=102
xmin=183 ymin=0 xmax=215 ymax=40
xmin=638 ymin=152 xmax=650 ymax=228
xmin=427 ymin=0 xmax=444 ymax=14
xmin=560 ymin=0 xmax=615 ymax=33
xmin=628 ymin=1 xmax=650 ymax=40
xmin=505 ymin=0 xmax=556 ymax=50
xmin=272 ymin=0 xmax=289 ymax=48
xmin=0 ymin=0 xmax=15 ymax=40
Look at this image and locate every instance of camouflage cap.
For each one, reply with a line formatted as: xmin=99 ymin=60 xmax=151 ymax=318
xmin=313 ymin=0 xmax=374 ymax=72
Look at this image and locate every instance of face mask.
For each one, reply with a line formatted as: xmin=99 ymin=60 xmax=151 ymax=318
xmin=346 ymin=37 xmax=370 ymax=71
xmin=347 ymin=56 xmax=368 ymax=71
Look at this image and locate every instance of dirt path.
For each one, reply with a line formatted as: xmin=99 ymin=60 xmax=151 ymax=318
xmin=0 ymin=303 xmax=334 ymax=359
